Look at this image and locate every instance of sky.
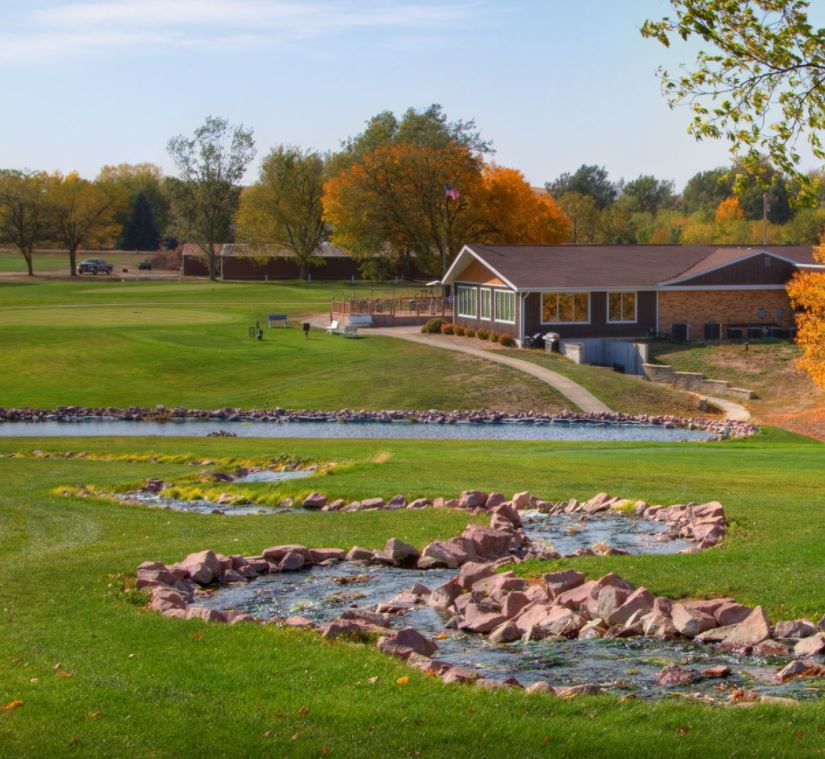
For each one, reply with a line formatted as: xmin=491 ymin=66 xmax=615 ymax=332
xmin=0 ymin=0 xmax=820 ymax=191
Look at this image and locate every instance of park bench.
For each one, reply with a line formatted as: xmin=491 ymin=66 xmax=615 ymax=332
xmin=268 ymin=314 xmax=288 ymax=328
xmin=347 ymin=315 xmax=373 ymax=328
xmin=327 ymin=320 xmax=340 ymax=334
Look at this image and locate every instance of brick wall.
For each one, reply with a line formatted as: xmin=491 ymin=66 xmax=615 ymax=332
xmin=657 ymin=289 xmax=794 ymax=340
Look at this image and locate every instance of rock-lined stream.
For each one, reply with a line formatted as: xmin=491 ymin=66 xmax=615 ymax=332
xmin=198 ymin=560 xmax=821 ymax=701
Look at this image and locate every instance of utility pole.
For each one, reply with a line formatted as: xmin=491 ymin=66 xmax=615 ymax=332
xmin=762 ymin=192 xmax=769 ymax=245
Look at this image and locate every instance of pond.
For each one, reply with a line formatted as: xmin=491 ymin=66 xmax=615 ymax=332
xmin=199 ymin=561 xmax=818 ymax=700
xmin=0 ymin=418 xmax=712 ymax=442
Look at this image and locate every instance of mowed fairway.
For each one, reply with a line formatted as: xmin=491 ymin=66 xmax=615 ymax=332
xmin=1 ymin=431 xmax=825 ymax=757
xmin=0 ymin=278 xmax=567 ymax=411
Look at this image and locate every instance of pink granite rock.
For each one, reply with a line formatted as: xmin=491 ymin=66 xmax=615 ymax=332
xmin=543 ymin=569 xmax=586 ymax=598
xmin=671 ymin=603 xmax=717 ymax=638
xmin=176 ymin=550 xmax=222 ymax=585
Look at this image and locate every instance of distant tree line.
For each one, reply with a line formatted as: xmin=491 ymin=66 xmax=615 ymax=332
xmin=546 ymin=161 xmax=825 ymax=247
xmin=2 ymin=105 xmax=823 ymax=280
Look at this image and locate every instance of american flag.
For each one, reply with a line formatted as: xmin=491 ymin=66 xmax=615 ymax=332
xmin=445 ymin=184 xmax=460 ymax=200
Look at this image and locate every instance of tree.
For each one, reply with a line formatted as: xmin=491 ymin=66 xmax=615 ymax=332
xmin=121 ymin=192 xmax=161 ymax=251
xmin=621 ymin=175 xmax=676 ymax=214
xmin=642 ymin=0 xmax=825 ymax=203
xmin=0 ymin=170 xmax=50 ymax=276
xmin=596 ymin=197 xmax=639 ymax=243
xmin=235 ymin=145 xmax=328 ymax=280
xmin=45 ymin=173 xmax=127 ymax=276
xmin=97 ymin=163 xmax=170 ymax=247
xmin=167 ymin=116 xmax=256 ymax=280
xmin=787 ymin=236 xmax=825 ymax=387
xmin=715 ymin=196 xmax=745 ymax=223
xmin=546 ymin=165 xmax=617 ymax=209
xmin=558 ymin=192 xmax=599 ymax=243
xmin=681 ymin=168 xmax=733 ymax=214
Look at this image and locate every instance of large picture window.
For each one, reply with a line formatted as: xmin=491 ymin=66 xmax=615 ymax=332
xmin=608 ymin=292 xmax=637 ymax=323
xmin=494 ymin=290 xmax=516 ymax=323
xmin=457 ymin=285 xmax=477 ymax=318
xmin=479 ymin=288 xmax=492 ymax=320
xmin=541 ymin=292 xmax=590 ymax=323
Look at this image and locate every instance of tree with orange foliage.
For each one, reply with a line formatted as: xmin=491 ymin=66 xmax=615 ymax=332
xmin=787 ymin=236 xmax=825 ymax=388
xmin=715 ymin=196 xmax=745 ymax=224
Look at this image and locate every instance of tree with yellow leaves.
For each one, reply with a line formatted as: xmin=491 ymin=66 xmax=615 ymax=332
xmin=715 ymin=197 xmax=745 ymax=224
xmin=788 ymin=237 xmax=825 ymax=388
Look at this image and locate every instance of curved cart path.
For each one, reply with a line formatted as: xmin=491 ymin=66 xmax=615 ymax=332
xmin=366 ymin=325 xmax=612 ymax=414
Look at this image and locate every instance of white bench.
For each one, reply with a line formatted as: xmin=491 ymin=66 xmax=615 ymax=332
xmin=327 ymin=320 xmax=340 ymax=334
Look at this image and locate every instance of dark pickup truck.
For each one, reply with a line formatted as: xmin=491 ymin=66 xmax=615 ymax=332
xmin=77 ymin=258 xmax=113 ymax=275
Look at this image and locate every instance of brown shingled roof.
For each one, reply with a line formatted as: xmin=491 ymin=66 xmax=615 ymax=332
xmin=452 ymin=244 xmax=817 ymax=290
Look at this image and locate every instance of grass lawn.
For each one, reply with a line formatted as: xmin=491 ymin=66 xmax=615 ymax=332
xmin=0 ymin=278 xmax=567 ymax=412
xmin=0 ymin=249 xmax=159 ymax=274
xmin=2 ymin=431 xmax=825 ymax=757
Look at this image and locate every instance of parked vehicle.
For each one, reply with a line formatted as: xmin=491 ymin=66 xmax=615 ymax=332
xmin=77 ymin=258 xmax=113 ymax=275
xmin=138 ymin=260 xmax=152 ymax=271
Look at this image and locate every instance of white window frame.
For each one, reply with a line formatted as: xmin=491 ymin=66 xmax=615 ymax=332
xmin=456 ymin=285 xmax=477 ymax=318
xmin=494 ymin=289 xmax=516 ymax=324
xmin=607 ymin=291 xmax=638 ymax=324
xmin=479 ymin=287 xmax=492 ymax=321
xmin=540 ymin=292 xmax=591 ymax=325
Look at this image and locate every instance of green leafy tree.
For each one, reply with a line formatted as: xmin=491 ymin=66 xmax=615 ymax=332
xmin=121 ymin=192 xmax=161 ymax=251
xmin=621 ymin=175 xmax=676 ymax=214
xmin=45 ymin=172 xmax=127 ymax=276
xmin=558 ymin=192 xmax=599 ymax=242
xmin=680 ymin=168 xmax=733 ymax=214
xmin=546 ymin=165 xmax=617 ymax=209
xmin=235 ymin=145 xmax=328 ymax=280
xmin=0 ymin=170 xmax=50 ymax=276
xmin=97 ymin=163 xmax=170 ymax=247
xmin=167 ymin=116 xmax=256 ymax=280
xmin=642 ymin=0 xmax=825 ymax=203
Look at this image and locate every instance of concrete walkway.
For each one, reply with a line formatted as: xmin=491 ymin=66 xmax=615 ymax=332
xmin=704 ymin=396 xmax=752 ymax=422
xmin=366 ymin=325 xmax=612 ymax=414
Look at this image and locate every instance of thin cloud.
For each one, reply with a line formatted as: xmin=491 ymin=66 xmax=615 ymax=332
xmin=1 ymin=0 xmax=480 ymax=65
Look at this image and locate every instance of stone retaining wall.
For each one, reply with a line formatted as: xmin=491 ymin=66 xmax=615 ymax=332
xmin=642 ymin=363 xmax=755 ymax=401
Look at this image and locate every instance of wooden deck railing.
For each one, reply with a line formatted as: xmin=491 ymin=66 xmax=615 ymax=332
xmin=331 ymin=296 xmax=452 ymax=318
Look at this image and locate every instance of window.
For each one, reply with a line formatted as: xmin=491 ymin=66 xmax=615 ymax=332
xmin=607 ymin=292 xmax=637 ymax=323
xmin=479 ymin=288 xmax=492 ymax=320
xmin=457 ymin=285 xmax=477 ymax=318
xmin=541 ymin=292 xmax=590 ymax=323
xmin=494 ymin=290 xmax=516 ymax=323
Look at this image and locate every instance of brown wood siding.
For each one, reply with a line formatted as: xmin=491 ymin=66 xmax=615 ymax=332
xmin=672 ymin=254 xmax=797 ymax=286
xmin=454 ymin=258 xmax=506 ymax=286
xmin=453 ymin=282 xmax=519 ymax=338
xmin=522 ymin=291 xmax=657 ymax=339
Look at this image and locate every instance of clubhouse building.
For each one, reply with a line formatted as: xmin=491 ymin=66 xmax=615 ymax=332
xmin=441 ymin=244 xmax=821 ymax=344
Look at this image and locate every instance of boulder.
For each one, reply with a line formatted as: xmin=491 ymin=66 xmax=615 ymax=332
xmin=387 ymin=494 xmax=407 ymax=509
xmin=321 ymin=620 xmax=376 ymax=641
xmin=441 ymin=667 xmax=478 ymax=685
xmin=302 ymin=492 xmax=326 ymax=509
xmin=457 ymin=561 xmax=494 ymax=590
xmin=595 ymin=586 xmax=629 ymax=622
xmin=262 ymin=545 xmax=309 ymax=562
xmin=671 ymin=603 xmax=717 ymax=638
xmin=517 ymin=604 xmax=584 ymax=639
xmin=461 ymin=524 xmax=513 ymax=558
xmin=407 ymin=498 xmax=432 ymax=509
xmin=490 ymin=502 xmax=522 ymax=528
xmin=715 ymin=601 xmax=753 ymax=627
xmin=308 ymin=548 xmax=346 ymax=564
xmin=459 ymin=490 xmax=488 ymax=509
xmin=489 ymin=620 xmax=521 ymax=643
xmin=377 ymin=627 xmax=437 ymax=660
xmin=283 ymin=615 xmax=315 ymax=629
xmin=340 ymin=609 xmax=391 ymax=627
xmin=775 ymin=619 xmax=818 ymax=640
xmin=702 ymin=665 xmax=731 ymax=679
xmin=278 ymin=552 xmax=305 ymax=572
xmin=578 ymin=619 xmax=607 ymax=640
xmin=471 ymin=572 xmax=529 ymax=603
xmin=555 ymin=581 xmax=598 ymax=611
xmin=485 ymin=492 xmax=507 ymax=509
xmin=176 ymin=550 xmax=222 ymax=585
xmin=185 ymin=606 xmax=227 ymax=623
xmin=345 ymin=546 xmax=375 ymax=562
xmin=381 ymin=538 xmax=420 ymax=565
xmin=502 ymin=591 xmax=530 ymax=619
xmin=361 ymin=497 xmax=385 ymax=510
xmin=136 ymin=566 xmax=180 ymax=590
xmin=459 ymin=604 xmax=507 ymax=634
xmin=525 ymin=680 xmax=554 ymax=695
xmin=418 ymin=540 xmax=470 ymax=569
xmin=794 ymin=632 xmax=825 ymax=657
xmin=722 ymin=606 xmax=771 ymax=647
xmin=555 ymin=684 xmax=603 ymax=698
xmin=511 ymin=491 xmax=531 ymax=509
xmin=543 ymin=570 xmax=586 ymax=598
xmin=657 ymin=665 xmax=701 ymax=686
xmin=606 ymin=588 xmax=655 ymax=628
xmin=427 ymin=578 xmax=463 ymax=610
xmin=322 ymin=498 xmax=346 ymax=512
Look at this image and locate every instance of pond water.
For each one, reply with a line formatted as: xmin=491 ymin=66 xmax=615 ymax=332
xmin=0 ymin=418 xmax=712 ymax=442
xmin=200 ymin=561 xmax=820 ymax=700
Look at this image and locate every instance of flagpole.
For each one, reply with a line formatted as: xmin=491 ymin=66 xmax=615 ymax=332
xmin=442 ymin=193 xmax=447 ymax=276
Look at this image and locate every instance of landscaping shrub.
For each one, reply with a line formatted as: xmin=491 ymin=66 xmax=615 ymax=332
xmin=488 ymin=331 xmax=500 ymax=342
xmin=440 ymin=322 xmax=455 ymax=335
xmin=499 ymin=334 xmax=516 ymax=347
xmin=476 ymin=328 xmax=489 ymax=340
xmin=421 ymin=318 xmax=446 ymax=334
xmin=464 ymin=327 xmax=475 ymax=338
xmin=453 ymin=325 xmax=465 ymax=336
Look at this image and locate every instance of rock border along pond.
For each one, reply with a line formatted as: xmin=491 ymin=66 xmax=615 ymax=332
xmin=0 ymin=406 xmax=758 ymax=440
xmin=131 ymin=490 xmax=825 ymax=702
